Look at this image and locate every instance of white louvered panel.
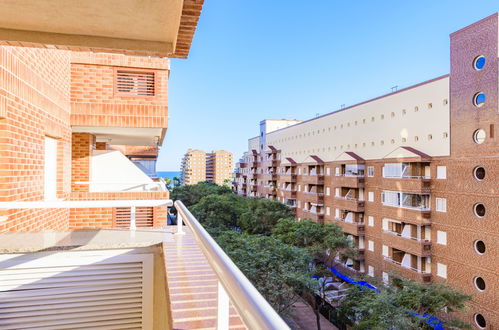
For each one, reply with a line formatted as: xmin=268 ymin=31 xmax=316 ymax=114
xmin=0 ymin=251 xmax=153 ymax=330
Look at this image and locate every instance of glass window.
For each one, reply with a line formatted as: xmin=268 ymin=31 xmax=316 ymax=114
xmin=437 ymin=166 xmax=446 ymax=179
xmin=473 ymin=129 xmax=486 ymax=144
xmin=473 ymin=55 xmax=486 ymax=70
xmin=368 ymin=166 xmax=374 ymax=177
xmin=473 ymin=92 xmax=486 ymax=107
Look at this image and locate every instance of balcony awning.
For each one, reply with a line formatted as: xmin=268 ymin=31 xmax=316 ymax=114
xmin=334 ymin=151 xmax=365 ymax=163
xmin=0 ymin=0 xmax=204 ymax=58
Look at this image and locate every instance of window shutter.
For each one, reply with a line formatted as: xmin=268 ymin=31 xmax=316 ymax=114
xmin=114 ymin=207 xmax=154 ymax=227
xmin=116 ymin=71 xmax=155 ymax=96
xmin=0 ymin=251 xmax=153 ymax=329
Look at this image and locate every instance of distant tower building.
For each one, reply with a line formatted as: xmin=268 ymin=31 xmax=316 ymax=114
xmin=180 ymin=149 xmax=206 ymax=185
xmin=206 ymin=150 xmax=234 ymax=185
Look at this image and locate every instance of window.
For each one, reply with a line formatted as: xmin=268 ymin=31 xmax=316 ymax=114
xmin=381 ymin=191 xmax=398 ymax=206
xmin=116 ymin=70 xmax=155 ymax=96
xmin=436 ymin=198 xmax=447 ymax=212
xmin=368 ymin=240 xmax=374 ymax=251
xmin=335 ymin=188 xmax=340 ymax=197
xmin=326 ymin=207 xmax=330 ymax=216
xmin=473 ymin=203 xmax=486 ymax=218
xmin=437 ymin=263 xmax=447 ymax=278
xmin=443 ymin=99 xmax=448 ymax=105
xmin=367 ymin=166 xmax=374 ymax=177
xmin=382 ymin=245 xmax=389 ymax=257
xmin=474 ymin=240 xmax=486 ymax=254
xmin=44 ymin=137 xmax=58 ymax=201
xmin=473 ymin=92 xmax=486 ymax=107
xmin=297 ymin=200 xmax=301 ymax=208
xmin=473 ymin=166 xmax=486 ymax=180
xmin=474 ymin=277 xmax=486 ymax=291
xmin=473 ymin=55 xmax=486 ymax=70
xmin=368 ymin=192 xmax=374 ymax=202
xmin=436 ymin=166 xmax=446 ymax=179
xmin=368 ymin=216 xmax=374 ymax=227
xmin=382 ymin=272 xmax=389 ymax=285
xmin=326 ymin=167 xmax=330 ymax=175
xmin=437 ymin=231 xmax=447 ymax=245
xmin=368 ymin=266 xmax=374 ymax=277
xmin=474 ymin=314 xmax=487 ymax=329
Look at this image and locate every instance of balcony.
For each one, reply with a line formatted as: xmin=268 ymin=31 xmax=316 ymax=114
xmin=333 ymin=174 xmax=365 ymax=188
xmin=250 ymin=184 xmax=258 ymax=192
xmin=301 ymin=191 xmax=325 ymax=204
xmin=282 ymin=188 xmax=297 ymax=199
xmin=381 ymin=205 xmax=431 ymax=226
xmin=301 ymin=174 xmax=325 ymax=185
xmin=329 ymin=261 xmax=365 ymax=277
xmin=382 ymin=176 xmax=431 ymax=193
xmin=248 ymin=172 xmax=261 ymax=179
xmin=331 ymin=217 xmax=365 ymax=236
xmin=334 ymin=196 xmax=365 ymax=212
xmin=302 ymin=209 xmax=325 ymax=223
xmin=239 ymin=162 xmax=247 ymax=168
xmin=0 ymin=199 xmax=288 ymax=329
xmin=383 ymin=257 xmax=432 ymax=282
xmin=381 ymin=231 xmax=431 ymax=257
xmin=280 ymin=173 xmax=297 ymax=182
xmin=263 ymin=185 xmax=277 ymax=195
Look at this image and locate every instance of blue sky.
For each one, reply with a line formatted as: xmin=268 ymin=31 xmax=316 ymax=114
xmin=157 ymin=1 xmax=499 ymax=170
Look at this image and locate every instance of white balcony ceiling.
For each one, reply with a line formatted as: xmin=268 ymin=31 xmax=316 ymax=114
xmin=73 ymin=126 xmax=163 ymax=146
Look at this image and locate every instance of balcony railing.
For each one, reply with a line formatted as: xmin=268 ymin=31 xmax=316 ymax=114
xmin=75 ymin=180 xmax=167 ymax=192
xmin=175 ymin=201 xmax=290 ymax=329
xmin=383 ymin=257 xmax=430 ymax=275
xmin=335 ymin=173 xmax=365 ymax=177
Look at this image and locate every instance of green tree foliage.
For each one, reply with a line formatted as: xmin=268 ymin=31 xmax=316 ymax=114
xmin=190 ymin=194 xmax=247 ymax=230
xmin=272 ymin=218 xmax=354 ymax=260
xmin=163 ymin=177 xmax=173 ymax=191
xmin=171 ymin=181 xmax=232 ymax=207
xmin=237 ymin=198 xmax=293 ymax=235
xmin=338 ymin=275 xmax=472 ymax=329
xmin=215 ymin=231 xmax=313 ymax=314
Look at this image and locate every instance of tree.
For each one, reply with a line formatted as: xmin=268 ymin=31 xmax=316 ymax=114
xmin=189 ymin=194 xmax=247 ymax=230
xmin=215 ymin=231 xmax=313 ymax=314
xmin=338 ymin=275 xmax=472 ymax=329
xmin=272 ymin=218 xmax=354 ymax=261
xmin=237 ymin=198 xmax=293 ymax=235
xmin=171 ymin=181 xmax=233 ymax=207
xmin=163 ymin=177 xmax=173 ymax=191
xmin=172 ymin=176 xmax=181 ymax=188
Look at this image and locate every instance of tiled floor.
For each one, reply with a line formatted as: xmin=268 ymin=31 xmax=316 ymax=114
xmin=163 ymin=226 xmax=247 ymax=329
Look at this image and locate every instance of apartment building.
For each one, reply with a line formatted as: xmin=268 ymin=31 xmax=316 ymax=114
xmin=181 ymin=149 xmax=207 ymax=184
xmin=206 ymin=150 xmax=234 ymax=185
xmin=234 ymin=14 xmax=498 ymax=329
xmin=181 ymin=149 xmax=233 ymax=185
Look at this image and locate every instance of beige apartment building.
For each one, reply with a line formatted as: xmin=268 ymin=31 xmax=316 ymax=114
xmin=207 ymin=150 xmax=234 ymax=185
xmin=233 ymin=14 xmax=498 ymax=329
xmin=181 ymin=149 xmax=233 ymax=185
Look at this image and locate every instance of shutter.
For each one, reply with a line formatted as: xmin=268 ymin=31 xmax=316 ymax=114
xmin=116 ymin=71 xmax=155 ymax=96
xmin=114 ymin=207 xmax=154 ymax=227
xmin=0 ymin=251 xmax=153 ymax=330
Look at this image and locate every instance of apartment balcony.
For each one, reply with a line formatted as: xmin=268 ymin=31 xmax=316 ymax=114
xmin=250 ymin=184 xmax=258 ymax=192
xmin=382 ymin=205 xmax=431 ymax=226
xmin=282 ymin=189 xmax=297 ymax=199
xmin=383 ymin=257 xmax=432 ymax=282
xmin=239 ymin=162 xmax=247 ymax=168
xmin=334 ymin=196 xmax=365 ymax=212
xmin=0 ymin=200 xmax=288 ymax=329
xmin=333 ymin=174 xmax=365 ymax=188
xmin=329 ymin=261 xmax=365 ymax=277
xmin=248 ymin=172 xmax=261 ymax=179
xmin=265 ymin=173 xmax=279 ymax=181
xmin=382 ymin=231 xmax=432 ymax=257
xmin=280 ymin=173 xmax=297 ymax=182
xmin=263 ymin=185 xmax=277 ymax=195
xmin=235 ymin=172 xmax=242 ymax=178
xmin=332 ymin=217 xmax=365 ymax=236
xmin=301 ymin=174 xmax=325 ymax=185
xmin=303 ymin=209 xmax=325 ymax=223
xmin=382 ymin=176 xmax=432 ymax=193
xmin=301 ymin=191 xmax=325 ymax=204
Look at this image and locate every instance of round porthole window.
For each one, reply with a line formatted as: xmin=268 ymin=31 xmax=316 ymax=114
xmin=474 ymin=240 xmax=486 ymax=254
xmin=473 ymin=55 xmax=486 ymax=70
xmin=474 ymin=314 xmax=487 ymax=329
xmin=473 ymin=93 xmax=486 ymax=107
xmin=473 ymin=129 xmax=486 ymax=144
xmin=473 ymin=167 xmax=486 ymax=180
xmin=474 ymin=277 xmax=486 ymax=291
xmin=474 ymin=203 xmax=486 ymax=218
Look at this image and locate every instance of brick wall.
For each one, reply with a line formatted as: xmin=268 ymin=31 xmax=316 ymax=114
xmin=0 ymin=46 xmax=72 ymax=232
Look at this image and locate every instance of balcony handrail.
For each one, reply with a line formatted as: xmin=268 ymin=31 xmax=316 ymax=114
xmin=74 ymin=181 xmax=167 ymax=192
xmin=334 ymin=217 xmax=364 ymax=226
xmin=335 ymin=195 xmax=360 ymax=201
xmin=335 ymin=173 xmax=365 ymax=177
xmin=383 ymin=175 xmax=431 ymax=179
xmin=303 ymin=191 xmax=324 ymax=195
xmin=383 ymin=256 xmax=431 ymax=274
xmin=382 ymin=202 xmax=431 ymax=211
xmin=383 ymin=230 xmax=431 ymax=243
xmin=174 ymin=200 xmax=289 ymax=330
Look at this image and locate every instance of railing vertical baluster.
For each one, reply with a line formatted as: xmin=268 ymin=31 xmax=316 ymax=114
xmin=130 ymin=206 xmax=136 ymax=230
xmin=217 ymin=281 xmax=229 ymax=330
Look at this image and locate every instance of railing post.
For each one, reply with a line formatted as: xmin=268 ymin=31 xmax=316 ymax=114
xmin=176 ymin=213 xmax=185 ymax=235
xmin=130 ymin=206 xmax=136 ymax=230
xmin=217 ymin=281 xmax=229 ymax=330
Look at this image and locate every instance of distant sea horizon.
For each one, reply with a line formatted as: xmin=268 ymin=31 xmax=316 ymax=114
xmin=157 ymin=171 xmax=181 ymax=180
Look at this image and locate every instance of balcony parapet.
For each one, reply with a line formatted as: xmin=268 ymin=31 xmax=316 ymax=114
xmin=280 ymin=174 xmax=297 ymax=182
xmin=382 ymin=176 xmax=431 ymax=193
xmin=381 ymin=231 xmax=431 ymax=257
xmin=303 ymin=209 xmax=325 ymax=223
xmin=383 ymin=257 xmax=432 ymax=282
xmin=334 ymin=196 xmax=365 ymax=212
xmin=333 ymin=174 xmax=365 ymax=188
xmin=381 ymin=204 xmax=431 ymax=226
xmin=301 ymin=174 xmax=325 ymax=185
xmin=301 ymin=191 xmax=325 ymax=204
xmin=332 ymin=217 xmax=365 ymax=236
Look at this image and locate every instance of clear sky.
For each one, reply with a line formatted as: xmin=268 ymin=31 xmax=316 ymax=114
xmin=157 ymin=0 xmax=499 ymax=171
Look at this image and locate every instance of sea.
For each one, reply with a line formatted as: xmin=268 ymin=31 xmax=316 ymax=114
xmin=156 ymin=171 xmax=181 ymax=180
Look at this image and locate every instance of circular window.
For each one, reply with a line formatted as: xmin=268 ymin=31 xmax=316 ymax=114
xmin=474 ymin=240 xmax=486 ymax=254
xmin=474 ymin=203 xmax=486 ymax=218
xmin=473 ymin=166 xmax=486 ymax=180
xmin=473 ymin=93 xmax=486 ymax=107
xmin=474 ymin=277 xmax=486 ymax=291
xmin=473 ymin=56 xmax=486 ymax=70
xmin=474 ymin=314 xmax=486 ymax=329
xmin=473 ymin=129 xmax=486 ymax=144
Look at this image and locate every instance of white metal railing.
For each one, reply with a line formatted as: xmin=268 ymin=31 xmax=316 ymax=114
xmin=334 ymin=217 xmax=364 ymax=226
xmin=383 ymin=175 xmax=431 ymax=179
xmin=0 ymin=199 xmax=173 ymax=230
xmin=383 ymin=230 xmax=431 ymax=243
xmin=383 ymin=257 xmax=431 ymax=274
xmin=335 ymin=173 xmax=365 ymax=177
xmin=75 ymin=181 xmax=166 ymax=192
xmin=174 ymin=200 xmax=290 ymax=330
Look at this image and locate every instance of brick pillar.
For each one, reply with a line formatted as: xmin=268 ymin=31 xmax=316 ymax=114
xmin=95 ymin=142 xmax=107 ymax=150
xmin=72 ymin=133 xmax=95 ymax=192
